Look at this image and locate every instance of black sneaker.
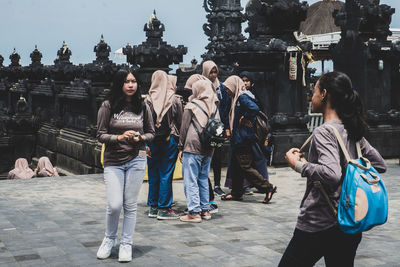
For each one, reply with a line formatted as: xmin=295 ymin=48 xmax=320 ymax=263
xmin=214 ymin=186 xmax=226 ymax=196
xmin=209 ymin=203 xmax=218 ymax=214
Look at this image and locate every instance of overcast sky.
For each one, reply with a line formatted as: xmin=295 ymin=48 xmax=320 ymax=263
xmin=1 ymin=0 xmax=399 ymax=67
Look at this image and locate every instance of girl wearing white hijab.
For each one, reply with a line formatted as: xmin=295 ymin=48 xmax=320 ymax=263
xmin=178 ymin=79 xmax=219 ymax=223
xmin=8 ymin=158 xmax=35 ymax=179
xmin=36 ymin=156 xmax=59 ymax=177
xmin=222 ymin=76 xmax=276 ymax=204
xmin=146 ymin=70 xmax=183 ymax=220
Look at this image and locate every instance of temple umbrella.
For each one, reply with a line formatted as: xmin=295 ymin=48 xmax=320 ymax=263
xmin=114 ymin=47 xmax=126 ymax=60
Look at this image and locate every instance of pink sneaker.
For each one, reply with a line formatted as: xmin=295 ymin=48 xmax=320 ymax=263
xmin=180 ymin=213 xmax=202 ymax=223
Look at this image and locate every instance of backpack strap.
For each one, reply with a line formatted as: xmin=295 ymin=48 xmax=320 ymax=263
xmin=326 ymin=124 xmax=371 ymax=170
xmin=356 ymin=141 xmax=362 ymax=159
xmin=300 ymin=134 xmax=313 ymax=153
xmin=192 ymin=101 xmax=218 ymax=119
xmin=325 ymin=124 xmax=351 ymax=163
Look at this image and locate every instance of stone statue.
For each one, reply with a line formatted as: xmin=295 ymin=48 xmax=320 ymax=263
xmin=94 ymin=35 xmax=111 ymax=62
xmin=9 ymin=48 xmax=21 ymax=67
xmin=30 ymin=45 xmax=43 ymax=66
xmin=54 ymin=41 xmax=72 ymax=64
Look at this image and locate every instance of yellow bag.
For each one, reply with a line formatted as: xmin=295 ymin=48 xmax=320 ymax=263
xmin=100 ymin=143 xmax=105 ymax=168
xmin=144 ymin=157 xmax=182 ymax=181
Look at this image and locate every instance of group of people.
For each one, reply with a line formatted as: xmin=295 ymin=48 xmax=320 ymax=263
xmin=95 ymin=61 xmax=386 ymax=266
xmin=96 ymin=60 xmax=276 ymax=262
xmin=8 ymin=156 xmax=59 ymax=179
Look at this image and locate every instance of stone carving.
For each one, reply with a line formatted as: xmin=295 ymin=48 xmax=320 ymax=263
xmin=123 ymin=10 xmax=187 ymax=91
xmin=9 ymin=48 xmax=21 ymax=67
xmin=54 ymin=41 xmax=72 ymax=65
xmin=124 ymin=10 xmax=187 ymax=69
xmin=84 ymin=35 xmax=117 ymax=83
xmin=202 ymin=0 xmax=245 ymax=68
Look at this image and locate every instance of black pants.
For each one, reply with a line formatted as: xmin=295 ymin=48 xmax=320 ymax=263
xmin=208 ymin=178 xmax=214 ymax=201
xmin=278 ymin=226 xmax=362 ymax=267
xmin=230 ymin=144 xmax=271 ymax=198
xmin=211 ymin=146 xmax=222 ymax=187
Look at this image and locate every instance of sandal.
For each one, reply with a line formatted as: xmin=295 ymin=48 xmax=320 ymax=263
xmin=262 ymin=186 xmax=277 ymax=204
xmin=221 ymin=194 xmax=243 ymax=201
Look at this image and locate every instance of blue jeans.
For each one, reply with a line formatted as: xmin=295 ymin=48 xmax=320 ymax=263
xmin=103 ymin=155 xmax=146 ymax=245
xmin=147 ymin=137 xmax=178 ymax=208
xmin=182 ymin=152 xmax=211 ymax=214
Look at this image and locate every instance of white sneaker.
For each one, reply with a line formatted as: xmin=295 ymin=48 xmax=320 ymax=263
xmin=118 ymin=244 xmax=132 ymax=262
xmin=96 ymin=237 xmax=115 ymax=259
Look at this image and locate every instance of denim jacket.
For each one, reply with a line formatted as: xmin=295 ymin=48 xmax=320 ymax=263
xmin=231 ymin=91 xmax=259 ymax=147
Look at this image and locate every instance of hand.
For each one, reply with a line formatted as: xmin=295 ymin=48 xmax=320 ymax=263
xmin=132 ymin=135 xmax=141 ymax=142
xmin=118 ymin=130 xmax=136 ymax=141
xmin=146 ymin=146 xmax=151 ymax=158
xmin=225 ymin=129 xmax=231 ymax=139
xmin=239 ymin=116 xmax=253 ymax=127
xmin=285 ymin=148 xmax=302 ymax=170
xmin=178 ymin=151 xmax=183 ymax=163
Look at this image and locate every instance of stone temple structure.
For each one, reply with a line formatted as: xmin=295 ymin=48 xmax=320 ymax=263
xmin=0 ymin=1 xmax=399 ymax=177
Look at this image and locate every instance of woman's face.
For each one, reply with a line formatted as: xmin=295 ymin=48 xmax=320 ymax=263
xmin=241 ymin=76 xmax=251 ymax=90
xmin=208 ymin=67 xmax=218 ymax=82
xmin=122 ymin=73 xmax=138 ymax=101
xmin=226 ymin=87 xmax=234 ymax=98
xmin=312 ymin=80 xmax=325 ymax=113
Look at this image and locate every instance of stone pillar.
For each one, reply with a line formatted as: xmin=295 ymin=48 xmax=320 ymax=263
xmin=332 ymin=0 xmax=400 ymax=158
xmin=232 ymin=0 xmax=311 ymax=164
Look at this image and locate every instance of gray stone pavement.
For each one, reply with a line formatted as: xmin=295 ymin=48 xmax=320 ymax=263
xmin=0 ymin=160 xmax=399 ymax=267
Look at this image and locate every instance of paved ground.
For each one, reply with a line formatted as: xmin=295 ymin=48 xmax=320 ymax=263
xmin=0 ymin=160 xmax=399 ymax=267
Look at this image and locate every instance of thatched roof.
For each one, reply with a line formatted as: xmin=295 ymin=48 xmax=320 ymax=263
xmin=299 ymin=0 xmax=344 ymax=35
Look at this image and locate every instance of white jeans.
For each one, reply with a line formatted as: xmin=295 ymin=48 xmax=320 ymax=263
xmin=103 ymin=155 xmax=146 ymax=245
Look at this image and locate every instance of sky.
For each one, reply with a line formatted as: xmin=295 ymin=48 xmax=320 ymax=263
xmin=1 ymin=0 xmax=399 ymax=68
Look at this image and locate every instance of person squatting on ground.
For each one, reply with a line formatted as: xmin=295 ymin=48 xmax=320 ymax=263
xmin=96 ymin=68 xmax=155 ymax=262
xmin=202 ymin=60 xmax=231 ymax=199
xmin=8 ymin=158 xmax=36 ymax=179
xmin=178 ymin=79 xmax=219 ymax=223
xmin=35 ymin=156 xmax=59 ymax=177
xmin=221 ymin=75 xmax=276 ymax=204
xmin=145 ymin=70 xmax=183 ymax=220
xmin=280 ymin=71 xmax=387 ymax=267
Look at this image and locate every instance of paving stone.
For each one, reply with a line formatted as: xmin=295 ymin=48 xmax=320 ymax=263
xmin=14 ymin=253 xmax=41 ymax=261
xmin=0 ymin=160 xmax=398 ymax=266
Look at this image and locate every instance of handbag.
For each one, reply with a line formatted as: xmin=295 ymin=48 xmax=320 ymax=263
xmin=300 ymin=124 xmax=388 ymax=234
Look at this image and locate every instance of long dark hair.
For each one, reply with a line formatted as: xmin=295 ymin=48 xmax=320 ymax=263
xmin=105 ymin=67 xmax=144 ymax=115
xmin=319 ymin=71 xmax=367 ymax=141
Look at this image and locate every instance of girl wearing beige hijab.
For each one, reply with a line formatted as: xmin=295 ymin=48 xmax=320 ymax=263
xmin=146 ymin=70 xmax=183 ymax=220
xmin=8 ymin=158 xmax=35 ymax=179
xmin=178 ymin=80 xmax=219 ymax=223
xmin=222 ymin=75 xmax=276 ymax=204
xmin=202 ymin=61 xmax=232 ymax=198
xmin=202 ymin=60 xmax=220 ymax=91
xmin=36 ymin=156 xmax=59 ymax=177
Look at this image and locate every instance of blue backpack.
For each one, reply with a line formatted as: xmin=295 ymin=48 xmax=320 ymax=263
xmin=317 ymin=125 xmax=389 ymax=234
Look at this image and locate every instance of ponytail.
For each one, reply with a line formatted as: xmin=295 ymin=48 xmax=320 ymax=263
xmin=319 ymin=72 xmax=367 ymax=141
